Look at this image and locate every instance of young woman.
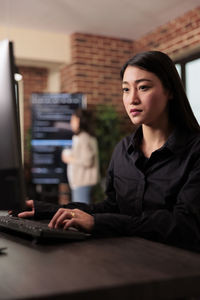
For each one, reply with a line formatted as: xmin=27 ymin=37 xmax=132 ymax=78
xmin=19 ymin=51 xmax=200 ymax=249
xmin=61 ymin=109 xmax=99 ymax=204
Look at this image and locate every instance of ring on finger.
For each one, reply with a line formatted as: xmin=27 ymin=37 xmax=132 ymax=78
xmin=71 ymin=211 xmax=76 ymax=218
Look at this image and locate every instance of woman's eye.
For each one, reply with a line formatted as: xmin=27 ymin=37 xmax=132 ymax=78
xmin=122 ymin=87 xmax=129 ymax=93
xmin=139 ymin=85 xmax=149 ymax=91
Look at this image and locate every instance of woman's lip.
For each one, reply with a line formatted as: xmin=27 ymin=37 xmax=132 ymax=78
xmin=130 ymin=109 xmax=142 ymax=113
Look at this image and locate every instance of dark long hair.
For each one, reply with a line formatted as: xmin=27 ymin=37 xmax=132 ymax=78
xmin=120 ymin=51 xmax=200 ymax=132
xmin=73 ymin=108 xmax=95 ymax=136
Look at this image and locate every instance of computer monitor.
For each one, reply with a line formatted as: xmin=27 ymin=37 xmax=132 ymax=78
xmin=0 ymin=39 xmax=25 ymax=210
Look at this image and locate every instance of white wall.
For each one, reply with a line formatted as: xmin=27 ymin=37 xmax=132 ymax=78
xmin=0 ymin=25 xmax=71 ymax=92
xmin=0 ymin=25 xmax=71 ymax=66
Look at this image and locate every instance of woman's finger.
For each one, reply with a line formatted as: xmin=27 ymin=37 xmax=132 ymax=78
xmin=48 ymin=208 xmax=65 ymax=228
xmin=54 ymin=211 xmax=73 ymax=229
xmin=49 ymin=209 xmax=75 ymax=228
xmin=63 ymin=218 xmax=76 ymax=229
xmin=18 ymin=211 xmax=34 ymax=218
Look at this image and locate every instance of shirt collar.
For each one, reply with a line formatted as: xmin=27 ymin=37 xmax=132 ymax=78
xmin=127 ymin=126 xmax=142 ymax=155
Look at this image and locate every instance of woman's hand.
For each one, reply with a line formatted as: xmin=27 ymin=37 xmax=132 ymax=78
xmin=61 ymin=149 xmax=74 ymax=164
xmin=17 ymin=200 xmax=35 ymax=218
xmin=48 ymin=208 xmax=94 ymax=233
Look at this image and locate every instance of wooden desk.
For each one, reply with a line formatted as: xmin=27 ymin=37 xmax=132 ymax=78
xmin=0 ymin=231 xmax=200 ymax=300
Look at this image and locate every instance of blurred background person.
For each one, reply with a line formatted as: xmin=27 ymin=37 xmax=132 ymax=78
xmin=62 ymin=109 xmax=99 ymax=204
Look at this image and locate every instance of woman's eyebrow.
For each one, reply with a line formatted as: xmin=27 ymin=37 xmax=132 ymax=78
xmin=122 ymin=79 xmax=152 ymax=85
xmin=135 ymin=78 xmax=152 ymax=83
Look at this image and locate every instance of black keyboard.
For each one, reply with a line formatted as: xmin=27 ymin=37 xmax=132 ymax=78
xmin=0 ymin=215 xmax=89 ymax=241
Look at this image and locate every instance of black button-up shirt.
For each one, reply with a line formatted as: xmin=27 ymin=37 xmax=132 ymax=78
xmin=91 ymin=127 xmax=200 ymax=247
xmin=35 ymin=127 xmax=200 ymax=248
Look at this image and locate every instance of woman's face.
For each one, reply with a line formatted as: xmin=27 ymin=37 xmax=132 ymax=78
xmin=122 ymin=66 xmax=171 ymax=128
xmin=70 ymin=115 xmax=80 ymax=133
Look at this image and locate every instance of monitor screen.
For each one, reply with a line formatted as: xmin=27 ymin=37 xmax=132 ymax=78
xmin=0 ymin=39 xmax=25 ymax=210
xmin=31 ymin=93 xmax=85 ymax=184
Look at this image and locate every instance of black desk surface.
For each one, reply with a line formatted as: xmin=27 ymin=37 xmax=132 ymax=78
xmin=0 ymin=231 xmax=200 ymax=300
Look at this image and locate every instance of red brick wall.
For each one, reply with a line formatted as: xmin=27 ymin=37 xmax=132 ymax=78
xmin=134 ymin=6 xmax=200 ymax=57
xmin=60 ymin=6 xmax=200 ymax=116
xmin=60 ymin=33 xmax=134 ymax=112
xmin=18 ymin=66 xmax=48 ymax=163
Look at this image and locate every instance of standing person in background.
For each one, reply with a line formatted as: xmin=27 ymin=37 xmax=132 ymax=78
xmin=61 ymin=109 xmax=99 ymax=204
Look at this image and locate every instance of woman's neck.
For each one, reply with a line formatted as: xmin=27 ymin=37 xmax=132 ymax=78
xmin=141 ymin=123 xmax=173 ymax=158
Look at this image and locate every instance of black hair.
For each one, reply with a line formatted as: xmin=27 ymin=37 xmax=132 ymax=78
xmin=72 ymin=108 xmax=95 ymax=136
xmin=120 ymin=51 xmax=200 ymax=132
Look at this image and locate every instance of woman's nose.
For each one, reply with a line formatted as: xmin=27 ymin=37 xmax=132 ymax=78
xmin=129 ymin=90 xmax=140 ymax=104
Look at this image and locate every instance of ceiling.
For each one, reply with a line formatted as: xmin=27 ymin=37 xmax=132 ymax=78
xmin=0 ymin=0 xmax=199 ymax=40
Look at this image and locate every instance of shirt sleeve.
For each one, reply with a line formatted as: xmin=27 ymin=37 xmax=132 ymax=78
xmin=92 ymin=155 xmax=200 ymax=249
xmin=34 ymin=200 xmax=94 ymax=219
